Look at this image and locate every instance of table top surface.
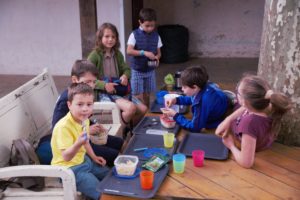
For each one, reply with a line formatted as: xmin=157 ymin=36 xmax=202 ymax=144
xmin=101 ymin=113 xmax=300 ymax=200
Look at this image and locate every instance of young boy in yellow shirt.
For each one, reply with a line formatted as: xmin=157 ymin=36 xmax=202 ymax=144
xmin=51 ymin=83 xmax=109 ymax=200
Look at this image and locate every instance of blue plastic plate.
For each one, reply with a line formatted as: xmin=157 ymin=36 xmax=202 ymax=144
xmin=143 ymin=147 xmax=168 ymax=158
xmin=112 ymin=166 xmax=141 ymax=179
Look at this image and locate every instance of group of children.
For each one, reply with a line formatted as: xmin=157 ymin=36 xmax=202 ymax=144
xmin=35 ymin=7 xmax=292 ymax=200
xmin=164 ymin=68 xmax=291 ymax=168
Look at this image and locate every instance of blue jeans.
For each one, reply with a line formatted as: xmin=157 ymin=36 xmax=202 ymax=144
xmin=70 ymin=156 xmax=109 ymax=200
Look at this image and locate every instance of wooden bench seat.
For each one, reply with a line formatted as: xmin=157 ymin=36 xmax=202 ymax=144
xmin=0 ymin=69 xmax=122 ymax=200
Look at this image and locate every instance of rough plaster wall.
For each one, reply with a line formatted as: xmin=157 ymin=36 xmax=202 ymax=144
xmin=0 ymin=0 xmax=82 ymax=75
xmin=144 ymin=0 xmax=265 ymax=57
xmin=258 ymin=0 xmax=300 ymax=145
xmin=96 ymin=0 xmax=126 ymax=56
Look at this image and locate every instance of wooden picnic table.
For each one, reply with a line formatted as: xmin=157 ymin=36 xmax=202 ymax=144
xmin=101 ymin=112 xmax=300 ymax=200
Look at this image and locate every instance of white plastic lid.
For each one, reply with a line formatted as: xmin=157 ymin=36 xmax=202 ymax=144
xmin=114 ymin=155 xmax=138 ymax=165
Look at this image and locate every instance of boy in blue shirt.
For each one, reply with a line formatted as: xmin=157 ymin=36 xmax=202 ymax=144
xmin=163 ymin=65 xmax=228 ymax=132
xmin=127 ymin=8 xmax=163 ymax=107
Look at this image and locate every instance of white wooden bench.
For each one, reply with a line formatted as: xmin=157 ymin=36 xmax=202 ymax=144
xmin=0 ymin=69 xmax=122 ymax=200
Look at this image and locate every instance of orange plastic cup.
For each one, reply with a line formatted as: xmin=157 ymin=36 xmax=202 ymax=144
xmin=140 ymin=170 xmax=154 ymax=190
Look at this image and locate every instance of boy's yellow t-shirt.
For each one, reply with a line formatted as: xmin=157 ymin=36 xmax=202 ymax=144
xmin=51 ymin=112 xmax=88 ymax=167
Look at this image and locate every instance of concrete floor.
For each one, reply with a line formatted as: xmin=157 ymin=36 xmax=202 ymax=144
xmin=0 ymin=57 xmax=258 ymax=98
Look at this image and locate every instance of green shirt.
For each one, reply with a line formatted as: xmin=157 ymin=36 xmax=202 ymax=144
xmin=88 ymin=49 xmax=131 ymax=90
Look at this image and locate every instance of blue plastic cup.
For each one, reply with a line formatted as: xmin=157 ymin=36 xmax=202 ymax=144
xmin=173 ymin=153 xmax=186 ymax=174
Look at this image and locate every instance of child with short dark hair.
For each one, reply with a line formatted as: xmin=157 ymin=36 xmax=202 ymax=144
xmin=52 ymin=60 xmax=99 ymax=126
xmin=51 ymin=83 xmax=109 ymax=200
xmin=163 ymin=65 xmax=228 ymax=132
xmin=36 ymin=60 xmax=123 ymax=167
xmin=127 ymin=8 xmax=163 ymax=107
xmin=216 ymin=75 xmax=292 ymax=168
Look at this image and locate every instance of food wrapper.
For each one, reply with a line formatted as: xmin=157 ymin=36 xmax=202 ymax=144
xmin=142 ymin=154 xmax=169 ymax=172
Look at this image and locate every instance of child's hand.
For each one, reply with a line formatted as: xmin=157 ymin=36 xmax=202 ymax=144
xmin=92 ymin=156 xmax=107 ymax=166
xmin=119 ymin=75 xmax=128 ymax=86
xmin=144 ymin=51 xmax=156 ymax=60
xmin=222 ymin=134 xmax=234 ymax=149
xmin=215 ymin=118 xmax=231 ymax=138
xmin=161 ymin=107 xmax=177 ymax=117
xmin=165 ymin=98 xmax=176 ymax=108
xmin=89 ymin=123 xmax=105 ymax=135
xmin=78 ymin=132 xmax=89 ymax=145
xmin=154 ymin=57 xmax=160 ymax=66
xmin=105 ymin=82 xmax=118 ymax=94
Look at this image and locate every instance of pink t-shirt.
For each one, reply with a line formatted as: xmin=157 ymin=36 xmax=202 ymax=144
xmin=231 ymin=110 xmax=274 ymax=151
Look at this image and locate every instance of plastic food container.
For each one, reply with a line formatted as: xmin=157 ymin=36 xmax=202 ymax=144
xmin=114 ymin=155 xmax=139 ymax=176
xmin=160 ymin=115 xmax=176 ymax=128
xmin=89 ymin=131 xmax=108 ymax=145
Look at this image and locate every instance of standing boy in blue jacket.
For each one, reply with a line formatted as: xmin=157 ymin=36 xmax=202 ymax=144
xmin=127 ymin=8 xmax=162 ymax=107
xmin=163 ymin=65 xmax=228 ymax=132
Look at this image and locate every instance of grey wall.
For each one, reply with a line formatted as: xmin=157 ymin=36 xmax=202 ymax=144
xmin=96 ymin=0 xmax=132 ymax=59
xmin=0 ymin=0 xmax=265 ymax=75
xmin=0 ymin=0 xmax=82 ymax=75
xmin=97 ymin=0 xmax=126 ymax=56
xmin=144 ymin=0 xmax=265 ymax=57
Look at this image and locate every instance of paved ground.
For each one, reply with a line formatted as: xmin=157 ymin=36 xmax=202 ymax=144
xmin=0 ymin=57 xmax=258 ymax=98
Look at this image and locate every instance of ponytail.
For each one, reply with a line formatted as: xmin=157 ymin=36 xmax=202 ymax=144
xmin=269 ymin=93 xmax=292 ymax=136
xmin=239 ymin=75 xmax=292 ymax=137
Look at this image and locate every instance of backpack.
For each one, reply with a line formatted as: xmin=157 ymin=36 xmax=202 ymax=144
xmin=0 ymin=139 xmax=45 ymax=192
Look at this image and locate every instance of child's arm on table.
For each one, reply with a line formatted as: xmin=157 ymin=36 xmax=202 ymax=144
xmin=223 ymin=133 xmax=256 ymax=168
xmin=215 ymin=106 xmax=246 ymax=137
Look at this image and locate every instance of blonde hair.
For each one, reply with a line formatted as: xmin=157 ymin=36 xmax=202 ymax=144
xmin=239 ymin=75 xmax=292 ymax=136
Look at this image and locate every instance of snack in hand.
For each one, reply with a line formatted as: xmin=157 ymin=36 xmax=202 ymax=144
xmin=160 ymin=107 xmax=171 ymax=114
